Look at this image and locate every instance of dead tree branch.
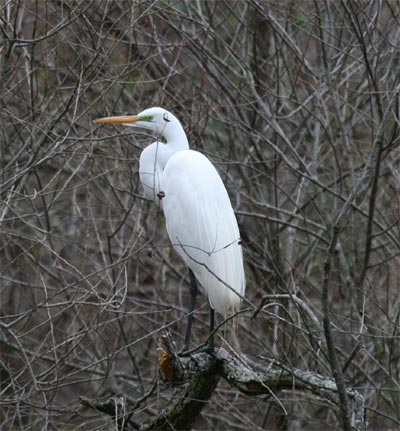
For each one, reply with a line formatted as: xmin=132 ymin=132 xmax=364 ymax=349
xmin=80 ymin=335 xmax=365 ymax=431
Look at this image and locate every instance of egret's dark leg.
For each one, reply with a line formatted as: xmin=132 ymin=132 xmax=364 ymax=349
xmin=183 ymin=269 xmax=198 ymax=351
xmin=208 ymin=307 xmax=215 ymax=351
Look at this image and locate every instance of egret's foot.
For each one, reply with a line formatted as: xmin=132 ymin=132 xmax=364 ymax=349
xmin=194 ymin=341 xmax=216 ymax=356
xmin=178 ymin=341 xmax=215 ymax=357
xmin=178 ymin=344 xmax=191 ymax=356
xmin=203 ymin=342 xmax=215 ymax=356
xmin=207 ymin=337 xmax=214 ymax=353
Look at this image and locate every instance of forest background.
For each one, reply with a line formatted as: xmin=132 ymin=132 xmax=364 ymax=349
xmin=1 ymin=1 xmax=399 ymax=430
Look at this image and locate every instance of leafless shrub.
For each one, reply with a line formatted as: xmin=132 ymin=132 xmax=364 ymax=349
xmin=1 ymin=1 xmax=399 ymax=430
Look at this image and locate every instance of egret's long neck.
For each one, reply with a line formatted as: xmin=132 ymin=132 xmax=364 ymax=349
xmin=156 ymin=118 xmax=189 ymax=170
xmin=162 ymin=118 xmax=189 ymax=151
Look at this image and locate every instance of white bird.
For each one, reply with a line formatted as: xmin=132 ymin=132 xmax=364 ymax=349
xmin=96 ymin=107 xmax=245 ymax=350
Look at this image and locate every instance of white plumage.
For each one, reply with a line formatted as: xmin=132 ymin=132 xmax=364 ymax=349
xmin=96 ymin=107 xmax=245 ymax=327
xmin=162 ymin=150 xmax=245 ymax=317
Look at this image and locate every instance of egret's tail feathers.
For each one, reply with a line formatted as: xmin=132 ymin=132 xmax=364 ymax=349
xmin=231 ymin=313 xmax=240 ymax=335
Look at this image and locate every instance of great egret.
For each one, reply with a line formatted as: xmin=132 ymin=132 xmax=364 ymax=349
xmin=96 ymin=107 xmax=245 ymax=350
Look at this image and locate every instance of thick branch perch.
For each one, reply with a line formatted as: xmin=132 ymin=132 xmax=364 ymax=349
xmin=79 ymin=336 xmax=365 ymax=431
xmin=217 ymin=349 xmax=365 ymax=431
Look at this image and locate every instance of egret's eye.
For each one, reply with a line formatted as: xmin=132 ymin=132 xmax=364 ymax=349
xmin=163 ymin=112 xmax=170 ymax=122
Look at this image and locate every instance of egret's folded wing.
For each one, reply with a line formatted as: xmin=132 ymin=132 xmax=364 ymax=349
xmin=162 ymin=150 xmax=245 ymax=317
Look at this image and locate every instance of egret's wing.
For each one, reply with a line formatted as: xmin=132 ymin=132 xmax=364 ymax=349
xmin=162 ymin=150 xmax=245 ymax=317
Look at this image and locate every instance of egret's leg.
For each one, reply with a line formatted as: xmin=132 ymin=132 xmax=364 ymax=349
xmin=208 ymin=307 xmax=215 ymax=351
xmin=183 ymin=269 xmax=197 ymax=351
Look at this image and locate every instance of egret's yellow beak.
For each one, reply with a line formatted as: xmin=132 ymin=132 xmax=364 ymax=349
xmin=95 ymin=115 xmax=139 ymax=124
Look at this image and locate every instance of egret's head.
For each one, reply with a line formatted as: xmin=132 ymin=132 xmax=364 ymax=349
xmin=95 ymin=107 xmax=176 ymax=135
